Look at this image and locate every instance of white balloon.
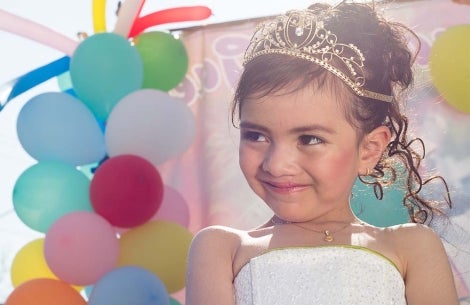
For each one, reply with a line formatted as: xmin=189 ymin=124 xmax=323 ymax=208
xmin=105 ymin=89 xmax=196 ymax=165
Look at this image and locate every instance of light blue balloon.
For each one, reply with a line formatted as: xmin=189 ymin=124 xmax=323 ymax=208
xmin=88 ymin=266 xmax=170 ymax=305
xmin=70 ymin=32 xmax=143 ymax=121
xmin=12 ymin=161 xmax=93 ymax=233
xmin=351 ymin=178 xmax=410 ymax=227
xmin=17 ymin=92 xmax=106 ymax=166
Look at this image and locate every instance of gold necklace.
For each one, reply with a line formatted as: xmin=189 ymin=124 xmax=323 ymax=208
xmin=270 ymin=216 xmax=360 ymax=242
xmin=290 ymin=222 xmax=353 ymax=242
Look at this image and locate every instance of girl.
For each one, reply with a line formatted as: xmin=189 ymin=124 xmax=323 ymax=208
xmin=186 ymin=2 xmax=459 ymax=304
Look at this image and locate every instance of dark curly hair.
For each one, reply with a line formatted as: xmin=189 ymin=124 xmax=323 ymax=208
xmin=232 ymin=1 xmax=451 ymax=224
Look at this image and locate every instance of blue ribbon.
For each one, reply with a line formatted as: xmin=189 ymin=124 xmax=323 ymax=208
xmin=0 ymin=56 xmax=71 ymax=111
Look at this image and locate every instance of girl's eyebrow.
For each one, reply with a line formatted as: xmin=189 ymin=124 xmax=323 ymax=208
xmin=239 ymin=121 xmax=336 ymax=135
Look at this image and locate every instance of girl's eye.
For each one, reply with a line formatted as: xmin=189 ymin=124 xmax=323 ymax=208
xmin=299 ymin=135 xmax=323 ymax=145
xmin=241 ymin=131 xmax=267 ymax=142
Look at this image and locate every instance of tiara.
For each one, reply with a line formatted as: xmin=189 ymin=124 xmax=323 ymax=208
xmin=243 ymin=9 xmax=393 ymax=103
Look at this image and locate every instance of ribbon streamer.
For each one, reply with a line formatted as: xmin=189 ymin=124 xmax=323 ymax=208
xmin=0 ymin=56 xmax=71 ymax=111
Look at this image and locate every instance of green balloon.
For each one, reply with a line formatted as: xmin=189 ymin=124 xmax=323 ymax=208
xmin=135 ymin=31 xmax=189 ymax=91
xmin=351 ymin=178 xmax=410 ymax=227
xmin=170 ymin=297 xmax=182 ymax=305
xmin=12 ymin=161 xmax=93 ymax=233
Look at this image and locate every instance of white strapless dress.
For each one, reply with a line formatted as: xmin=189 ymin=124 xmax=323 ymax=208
xmin=233 ymin=246 xmax=406 ymax=305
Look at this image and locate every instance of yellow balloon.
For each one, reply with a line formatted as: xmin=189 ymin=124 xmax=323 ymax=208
xmin=118 ymin=221 xmax=193 ymax=293
xmin=11 ymin=238 xmax=82 ymax=291
xmin=430 ymin=25 xmax=470 ymax=113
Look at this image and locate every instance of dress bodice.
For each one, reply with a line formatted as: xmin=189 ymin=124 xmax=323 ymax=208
xmin=233 ymin=245 xmax=406 ymax=305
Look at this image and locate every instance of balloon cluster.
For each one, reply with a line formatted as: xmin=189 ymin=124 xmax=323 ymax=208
xmin=4 ymin=1 xmax=211 ymax=305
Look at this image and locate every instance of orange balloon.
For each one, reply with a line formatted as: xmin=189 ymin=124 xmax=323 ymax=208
xmin=5 ymin=278 xmax=86 ymax=305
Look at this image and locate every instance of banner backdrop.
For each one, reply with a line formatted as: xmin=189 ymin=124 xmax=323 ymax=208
xmin=157 ymin=0 xmax=470 ymax=301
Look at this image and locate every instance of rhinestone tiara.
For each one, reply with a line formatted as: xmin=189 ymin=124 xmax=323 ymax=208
xmin=243 ymin=9 xmax=393 ymax=103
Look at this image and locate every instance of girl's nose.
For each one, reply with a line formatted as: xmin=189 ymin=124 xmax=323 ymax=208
xmin=261 ymin=144 xmax=298 ymax=177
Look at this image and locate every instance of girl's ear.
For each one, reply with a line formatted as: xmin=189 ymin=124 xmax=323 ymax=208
xmin=359 ymin=125 xmax=391 ymax=174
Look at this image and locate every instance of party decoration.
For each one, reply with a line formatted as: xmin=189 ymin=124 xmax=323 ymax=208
xmin=135 ymin=31 xmax=189 ymax=91
xmin=152 ymin=185 xmax=190 ymax=228
xmin=1 ymin=56 xmax=70 ymax=111
xmin=105 ymin=89 xmax=196 ymax=165
xmin=17 ymin=92 xmax=106 ymax=165
xmin=129 ymin=6 xmax=212 ymax=38
xmin=0 ymin=9 xmax=78 ymax=56
xmin=57 ymin=71 xmax=73 ymax=92
xmin=118 ymin=220 xmax=193 ymax=293
xmin=113 ymin=0 xmax=145 ymax=37
xmin=5 ymin=278 xmax=86 ymax=305
xmin=88 ymin=266 xmax=170 ymax=305
xmin=44 ymin=211 xmax=119 ymax=286
xmin=92 ymin=0 xmax=107 ymax=33
xmin=430 ymin=24 xmax=470 ymax=113
xmin=170 ymin=297 xmax=182 ymax=305
xmin=90 ymin=154 xmax=164 ymax=228
xmin=70 ymin=32 xmax=143 ymax=120
xmin=351 ymin=178 xmax=409 ymax=227
xmin=10 ymin=238 xmax=58 ymax=287
xmin=13 ymin=161 xmax=92 ymax=233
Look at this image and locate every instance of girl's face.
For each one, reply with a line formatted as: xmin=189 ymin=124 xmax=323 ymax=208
xmin=239 ymin=86 xmax=368 ymax=223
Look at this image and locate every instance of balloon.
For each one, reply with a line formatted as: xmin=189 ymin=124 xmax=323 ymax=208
xmin=118 ymin=220 xmax=193 ymax=293
xmin=351 ymin=178 xmax=410 ymax=227
xmin=5 ymin=278 xmax=86 ymax=305
xmin=17 ymin=92 xmax=106 ymax=165
xmin=92 ymin=0 xmax=106 ymax=33
xmin=70 ymin=33 xmax=143 ymax=120
xmin=0 ymin=9 xmax=78 ymax=56
xmin=57 ymin=71 xmax=73 ymax=92
xmin=88 ymin=266 xmax=170 ymax=305
xmin=152 ymin=185 xmax=190 ymax=228
xmin=13 ymin=161 xmax=92 ymax=233
xmin=10 ymin=238 xmax=57 ymax=287
xmin=170 ymin=297 xmax=182 ymax=305
xmin=90 ymin=155 xmax=164 ymax=228
xmin=105 ymin=89 xmax=196 ymax=165
xmin=129 ymin=6 xmax=212 ymax=38
xmin=113 ymin=0 xmax=145 ymax=37
xmin=44 ymin=211 xmax=119 ymax=286
xmin=134 ymin=31 xmax=188 ymax=91
xmin=429 ymin=25 xmax=470 ymax=113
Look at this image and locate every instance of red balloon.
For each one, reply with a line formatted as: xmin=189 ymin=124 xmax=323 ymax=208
xmin=129 ymin=6 xmax=212 ymax=38
xmin=5 ymin=278 xmax=86 ymax=305
xmin=90 ymin=155 xmax=164 ymax=227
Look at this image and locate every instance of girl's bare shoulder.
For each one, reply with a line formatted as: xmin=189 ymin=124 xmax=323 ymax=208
xmin=383 ymin=222 xmax=448 ymax=261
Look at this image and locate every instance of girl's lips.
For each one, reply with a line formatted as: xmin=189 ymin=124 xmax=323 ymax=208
xmin=262 ymin=181 xmax=309 ymax=194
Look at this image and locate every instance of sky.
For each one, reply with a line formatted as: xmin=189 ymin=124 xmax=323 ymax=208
xmin=0 ymin=0 xmax=323 ymax=300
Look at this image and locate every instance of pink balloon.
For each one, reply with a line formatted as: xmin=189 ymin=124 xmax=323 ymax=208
xmin=90 ymin=155 xmax=164 ymax=228
xmin=152 ymin=185 xmax=190 ymax=227
xmin=44 ymin=211 xmax=119 ymax=286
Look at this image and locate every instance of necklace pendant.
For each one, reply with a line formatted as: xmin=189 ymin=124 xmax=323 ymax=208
xmin=323 ymin=230 xmax=334 ymax=242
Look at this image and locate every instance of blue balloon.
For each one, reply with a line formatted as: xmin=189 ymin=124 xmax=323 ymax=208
xmin=12 ymin=161 xmax=93 ymax=233
xmin=88 ymin=266 xmax=169 ymax=305
xmin=17 ymin=92 xmax=106 ymax=166
xmin=351 ymin=178 xmax=410 ymax=227
xmin=70 ymin=33 xmax=143 ymax=120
